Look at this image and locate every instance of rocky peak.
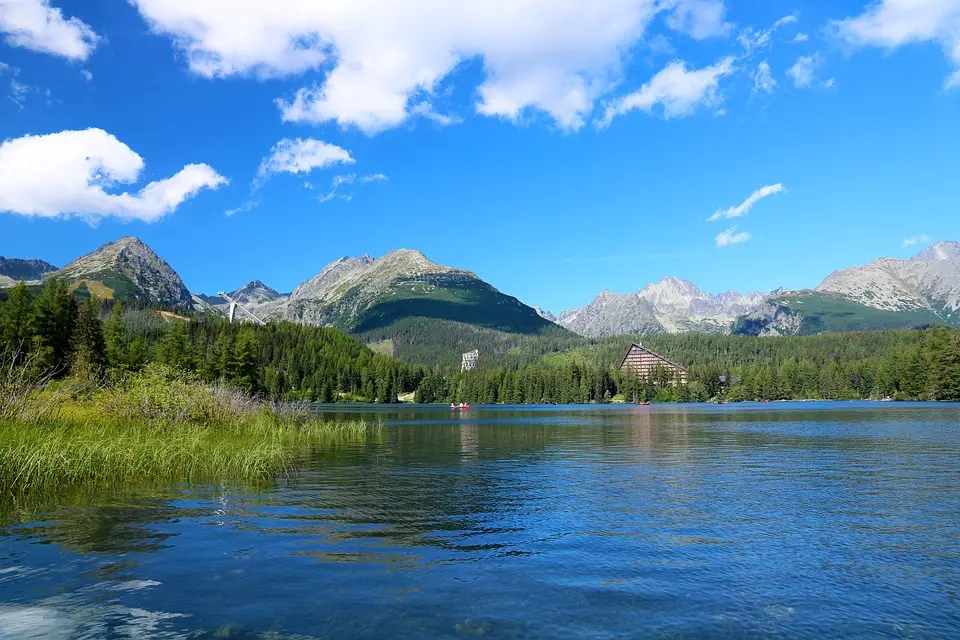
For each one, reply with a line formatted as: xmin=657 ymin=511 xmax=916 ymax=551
xmin=914 ymin=241 xmax=960 ymax=262
xmin=56 ymin=236 xmax=194 ymax=309
xmin=230 ymin=280 xmax=283 ymax=304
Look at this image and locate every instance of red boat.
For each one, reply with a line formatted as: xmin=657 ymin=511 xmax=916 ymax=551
xmin=636 ymin=402 xmax=651 ymax=406
xmin=450 ymin=403 xmax=472 ymax=410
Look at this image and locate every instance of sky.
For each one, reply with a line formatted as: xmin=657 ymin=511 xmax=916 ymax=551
xmin=0 ymin=0 xmax=958 ymax=314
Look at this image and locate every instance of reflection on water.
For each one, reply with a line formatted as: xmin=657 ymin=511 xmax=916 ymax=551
xmin=1 ymin=403 xmax=959 ymax=639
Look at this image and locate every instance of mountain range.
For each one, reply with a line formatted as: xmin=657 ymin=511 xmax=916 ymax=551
xmin=2 ymin=237 xmax=959 ymax=347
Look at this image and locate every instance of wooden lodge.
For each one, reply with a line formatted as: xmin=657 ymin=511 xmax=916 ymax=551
xmin=619 ymin=343 xmax=689 ymax=385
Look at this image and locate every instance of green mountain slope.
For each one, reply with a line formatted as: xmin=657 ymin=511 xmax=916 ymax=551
xmin=733 ymin=291 xmax=951 ymax=336
xmin=285 ymin=249 xmax=560 ymax=338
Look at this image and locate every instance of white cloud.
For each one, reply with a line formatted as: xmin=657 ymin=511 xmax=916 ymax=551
xmin=317 ymin=173 xmax=387 ymax=204
xmin=80 ymin=69 xmax=92 ymax=81
xmin=752 ymin=60 xmax=776 ymax=94
xmin=7 ymin=77 xmax=29 ymax=107
xmin=834 ymin=0 xmax=960 ymax=88
xmin=0 ymin=0 xmax=100 ymax=60
xmin=738 ymin=14 xmax=798 ymax=53
xmin=599 ymin=56 xmax=735 ymax=126
xmin=793 ymin=32 xmax=809 ymax=43
xmin=709 ymin=183 xmax=785 ymax=221
xmin=903 ymin=234 xmax=933 ymax=247
xmin=0 ymin=128 xmax=226 ymax=222
xmin=129 ymin=0 xmax=668 ymax=134
xmin=788 ymin=55 xmax=820 ymax=88
xmin=716 ymin=225 xmax=751 ymax=247
xmin=409 ymin=101 xmax=463 ymax=127
xmin=225 ymin=199 xmax=259 ymax=216
xmin=254 ymin=138 xmax=354 ymax=188
xmin=664 ymin=0 xmax=732 ymax=40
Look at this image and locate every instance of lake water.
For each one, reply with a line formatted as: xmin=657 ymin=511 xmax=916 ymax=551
xmin=2 ymin=403 xmax=959 ymax=639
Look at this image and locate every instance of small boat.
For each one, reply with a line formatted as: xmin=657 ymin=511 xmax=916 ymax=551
xmin=716 ymin=401 xmax=726 ymax=405
xmin=450 ymin=403 xmax=472 ymax=410
xmin=636 ymin=402 xmax=651 ymax=406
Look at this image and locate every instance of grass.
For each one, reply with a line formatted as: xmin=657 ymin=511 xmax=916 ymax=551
xmin=0 ymin=364 xmax=379 ymax=499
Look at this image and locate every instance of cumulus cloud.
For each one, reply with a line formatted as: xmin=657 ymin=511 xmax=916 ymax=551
xmin=128 ymin=0 xmax=668 ymax=133
xmin=903 ymin=234 xmax=933 ymax=247
xmin=599 ymin=56 xmax=735 ymax=126
xmin=833 ymin=0 xmax=960 ymax=88
xmin=752 ymin=61 xmax=776 ymax=94
xmin=254 ymin=138 xmax=354 ymax=188
xmin=716 ymin=225 xmax=751 ymax=247
xmin=708 ymin=183 xmax=785 ymax=221
xmin=664 ymin=0 xmax=732 ymax=40
xmin=0 ymin=0 xmax=100 ymax=60
xmin=0 ymin=128 xmax=226 ymax=222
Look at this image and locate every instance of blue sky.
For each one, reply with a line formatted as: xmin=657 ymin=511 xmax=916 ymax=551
xmin=0 ymin=0 xmax=958 ymax=313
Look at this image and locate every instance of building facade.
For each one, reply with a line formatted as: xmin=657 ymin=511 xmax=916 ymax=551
xmin=618 ymin=343 xmax=689 ymax=385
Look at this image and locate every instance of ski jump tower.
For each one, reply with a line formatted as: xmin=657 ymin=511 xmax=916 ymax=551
xmin=218 ymin=292 xmax=267 ymax=326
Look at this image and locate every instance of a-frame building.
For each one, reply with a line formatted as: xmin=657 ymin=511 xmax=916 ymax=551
xmin=619 ymin=343 xmax=689 ymax=385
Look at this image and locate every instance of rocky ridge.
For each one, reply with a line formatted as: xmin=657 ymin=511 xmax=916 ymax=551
xmin=559 ymin=277 xmax=770 ymax=337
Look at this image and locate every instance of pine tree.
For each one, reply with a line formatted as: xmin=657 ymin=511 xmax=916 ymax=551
xmin=157 ymin=323 xmax=197 ymax=371
xmin=32 ymin=278 xmax=77 ymax=373
xmin=72 ymin=297 xmax=107 ymax=377
xmin=227 ymin=329 xmax=260 ymax=393
xmin=104 ymin=302 xmax=128 ymax=369
xmin=209 ymin=330 xmax=234 ymax=381
xmin=127 ymin=337 xmax=149 ymax=372
xmin=935 ymin=334 xmax=960 ymax=401
xmin=0 ymin=282 xmax=34 ymax=361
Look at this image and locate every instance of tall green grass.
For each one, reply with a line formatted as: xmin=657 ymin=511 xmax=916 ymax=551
xmin=0 ymin=365 xmax=379 ymax=498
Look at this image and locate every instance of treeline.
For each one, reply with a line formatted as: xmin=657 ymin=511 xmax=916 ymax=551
xmin=3 ymin=280 xmax=958 ymax=404
xmin=426 ymin=328 xmax=960 ymax=403
xmin=0 ymin=281 xmax=424 ymax=402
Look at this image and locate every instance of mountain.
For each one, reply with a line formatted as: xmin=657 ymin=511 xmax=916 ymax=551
xmin=558 ymin=277 xmax=769 ymax=337
xmin=283 ymin=249 xmax=554 ymax=335
xmin=735 ymin=242 xmax=960 ymax=336
xmin=0 ymin=257 xmax=57 ymax=287
xmin=197 ymin=280 xmax=289 ymax=321
xmin=54 ymin=236 xmax=194 ymax=309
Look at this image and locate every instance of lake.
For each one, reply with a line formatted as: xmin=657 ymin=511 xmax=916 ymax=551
xmin=1 ymin=403 xmax=959 ymax=639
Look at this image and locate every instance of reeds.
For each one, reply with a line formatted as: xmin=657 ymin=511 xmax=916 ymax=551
xmin=0 ymin=364 xmax=379 ymax=497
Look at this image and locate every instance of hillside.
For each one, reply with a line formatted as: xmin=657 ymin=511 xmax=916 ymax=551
xmin=736 ymin=242 xmax=960 ymax=335
xmin=283 ymin=249 xmax=555 ymax=335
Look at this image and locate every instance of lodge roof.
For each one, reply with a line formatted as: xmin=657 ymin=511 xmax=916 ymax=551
xmin=618 ymin=343 xmax=689 ymax=373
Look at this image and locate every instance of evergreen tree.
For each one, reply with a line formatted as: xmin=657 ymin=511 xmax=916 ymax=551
xmin=32 ymin=278 xmax=77 ymax=373
xmin=227 ymin=329 xmax=260 ymax=393
xmin=0 ymin=282 xmax=34 ymax=361
xmin=104 ymin=302 xmax=128 ymax=369
xmin=126 ymin=337 xmax=149 ymax=372
xmin=935 ymin=334 xmax=960 ymax=401
xmin=72 ymin=297 xmax=107 ymax=377
xmin=156 ymin=323 xmax=197 ymax=371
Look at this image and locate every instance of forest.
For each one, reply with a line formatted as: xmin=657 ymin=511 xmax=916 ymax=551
xmin=2 ymin=280 xmax=959 ymax=404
